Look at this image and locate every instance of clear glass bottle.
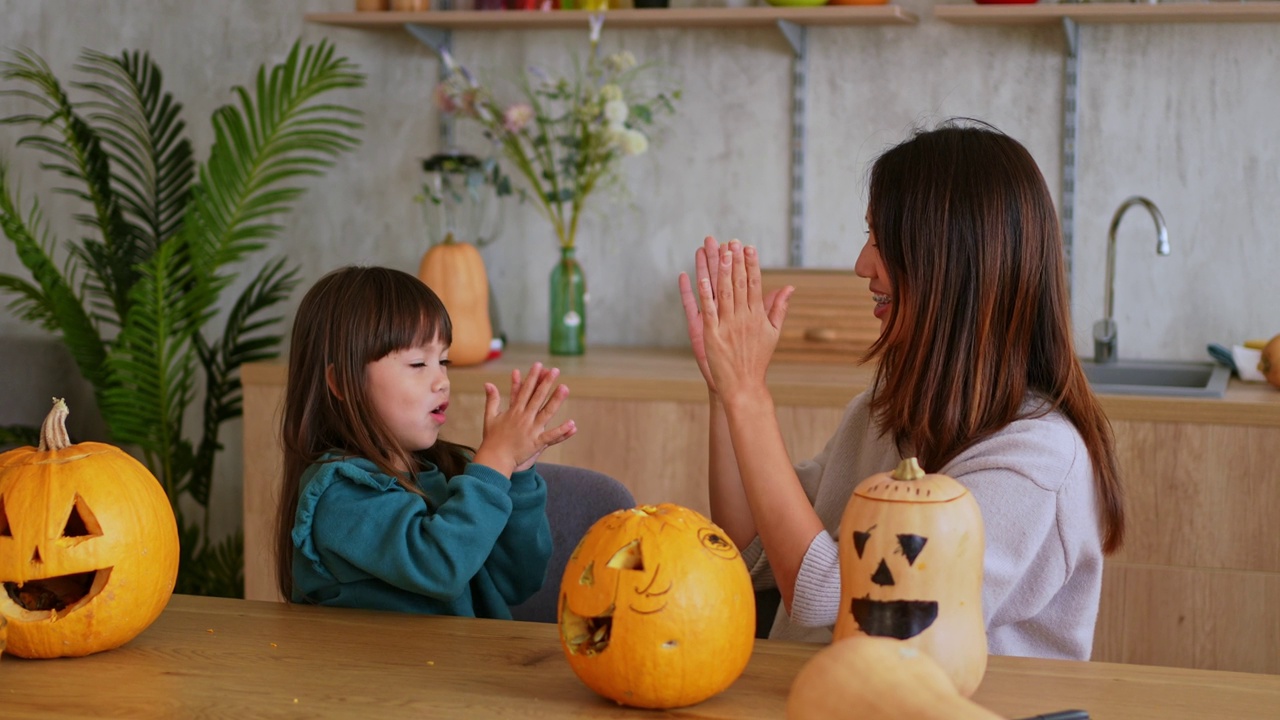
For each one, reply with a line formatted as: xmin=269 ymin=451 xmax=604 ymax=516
xmin=549 ymin=245 xmax=586 ymax=356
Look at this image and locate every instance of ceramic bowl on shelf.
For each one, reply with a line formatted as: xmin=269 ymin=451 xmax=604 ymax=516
xmin=764 ymin=0 xmax=830 ymax=7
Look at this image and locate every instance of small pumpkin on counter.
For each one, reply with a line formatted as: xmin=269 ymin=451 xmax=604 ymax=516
xmin=787 ymin=635 xmax=1004 ymax=720
xmin=557 ymin=503 xmax=755 ymax=709
xmin=833 ymin=457 xmax=987 ymax=697
xmin=417 ymin=236 xmax=493 ymax=366
xmin=1258 ymin=334 xmax=1280 ymax=390
xmin=0 ymin=398 xmax=179 ymax=658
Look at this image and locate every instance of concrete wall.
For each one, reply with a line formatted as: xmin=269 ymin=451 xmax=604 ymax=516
xmin=3 ymin=0 xmax=1277 ymax=544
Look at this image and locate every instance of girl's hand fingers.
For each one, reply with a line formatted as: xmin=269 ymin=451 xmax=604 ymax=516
xmin=536 ymin=383 xmax=570 ymax=424
xmin=510 ymin=368 xmax=523 ymax=407
xmin=483 ymin=383 xmax=501 ymax=420
xmin=512 ymin=362 xmax=542 ymax=409
xmin=539 ymin=419 xmax=578 ymax=448
xmin=527 ymin=367 xmax=561 ymax=413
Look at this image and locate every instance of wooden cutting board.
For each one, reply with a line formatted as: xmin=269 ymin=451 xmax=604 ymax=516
xmin=762 ymin=268 xmax=881 ymax=364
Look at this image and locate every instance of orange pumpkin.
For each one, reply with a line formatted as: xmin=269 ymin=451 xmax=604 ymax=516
xmin=787 ymin=635 xmax=1004 ymax=720
xmin=833 ymin=457 xmax=987 ymax=697
xmin=0 ymin=398 xmax=179 ymax=658
xmin=1258 ymin=334 xmax=1280 ymax=390
xmin=417 ymin=237 xmax=493 ymax=367
xmin=558 ymin=504 xmax=755 ymax=709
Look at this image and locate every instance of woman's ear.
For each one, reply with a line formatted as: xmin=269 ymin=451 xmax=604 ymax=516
xmin=325 ymin=364 xmax=344 ymax=402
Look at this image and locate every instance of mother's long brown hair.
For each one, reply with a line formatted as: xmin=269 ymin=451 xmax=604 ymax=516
xmin=865 ymin=122 xmax=1124 ymax=554
xmin=275 ymin=266 xmax=474 ymax=600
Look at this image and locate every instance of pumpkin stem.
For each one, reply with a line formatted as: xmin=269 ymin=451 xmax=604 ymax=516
xmin=38 ymin=397 xmax=72 ymax=452
xmin=892 ymin=457 xmax=926 ymax=482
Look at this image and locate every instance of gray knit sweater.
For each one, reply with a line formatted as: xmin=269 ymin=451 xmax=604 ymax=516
xmin=742 ymin=390 xmax=1104 ymax=660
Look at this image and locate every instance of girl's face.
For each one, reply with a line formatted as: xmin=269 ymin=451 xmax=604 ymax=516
xmin=365 ymin=336 xmax=451 ymax=466
xmin=855 ymin=211 xmax=894 ymax=336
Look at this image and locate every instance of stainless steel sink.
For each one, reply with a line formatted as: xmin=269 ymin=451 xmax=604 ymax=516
xmin=1079 ymin=359 xmax=1230 ymax=398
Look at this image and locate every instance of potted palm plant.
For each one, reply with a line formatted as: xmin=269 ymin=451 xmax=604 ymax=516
xmin=0 ymin=39 xmax=364 ymax=597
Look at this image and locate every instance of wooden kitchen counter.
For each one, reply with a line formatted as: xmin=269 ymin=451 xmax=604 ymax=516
xmin=242 ymin=345 xmax=1280 ymax=675
xmin=241 ymin=344 xmax=1280 ymax=424
xmin=4 ymin=595 xmax=1277 ymax=719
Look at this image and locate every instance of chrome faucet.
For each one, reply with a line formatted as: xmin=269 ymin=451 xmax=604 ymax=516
xmin=1093 ymin=196 xmax=1170 ymax=364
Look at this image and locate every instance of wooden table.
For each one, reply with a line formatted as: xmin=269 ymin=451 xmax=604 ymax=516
xmin=2 ymin=596 xmax=1276 ymax=719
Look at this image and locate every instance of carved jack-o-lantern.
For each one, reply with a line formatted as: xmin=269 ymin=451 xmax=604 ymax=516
xmin=833 ymin=458 xmax=987 ymax=697
xmin=0 ymin=399 xmax=179 ymax=658
xmin=558 ymin=504 xmax=755 ymax=709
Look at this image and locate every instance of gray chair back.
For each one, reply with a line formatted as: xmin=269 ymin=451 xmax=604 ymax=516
xmin=509 ymin=463 xmax=635 ymax=624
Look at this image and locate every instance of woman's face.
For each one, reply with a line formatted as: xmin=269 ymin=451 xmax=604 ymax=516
xmin=855 ymin=211 xmax=894 ymax=337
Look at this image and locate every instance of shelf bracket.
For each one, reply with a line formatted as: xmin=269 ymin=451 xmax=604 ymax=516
xmin=405 ymin=24 xmax=457 ymax=153
xmin=777 ymin=20 xmax=808 ymax=266
xmin=1061 ymin=17 xmax=1080 ymax=287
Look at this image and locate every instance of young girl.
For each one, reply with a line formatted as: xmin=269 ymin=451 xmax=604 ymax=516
xmin=275 ymin=265 xmax=576 ymax=619
xmin=678 ymin=122 xmax=1123 ymax=660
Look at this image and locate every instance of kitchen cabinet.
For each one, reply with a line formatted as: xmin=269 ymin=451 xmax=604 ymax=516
xmin=243 ymin=345 xmax=1280 ymax=674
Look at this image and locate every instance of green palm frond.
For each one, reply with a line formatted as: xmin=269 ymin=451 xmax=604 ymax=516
xmin=100 ymin=237 xmax=211 ymax=484
xmin=189 ymin=257 xmax=298 ymax=507
xmin=1 ymin=49 xmax=140 ymax=323
xmin=184 ymin=39 xmax=362 ymax=279
xmin=75 ymin=49 xmax=194 ymax=255
xmin=0 ymin=161 xmax=108 ymax=384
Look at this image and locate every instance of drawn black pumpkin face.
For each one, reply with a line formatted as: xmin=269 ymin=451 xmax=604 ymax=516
xmin=847 ymin=523 xmax=938 ymax=640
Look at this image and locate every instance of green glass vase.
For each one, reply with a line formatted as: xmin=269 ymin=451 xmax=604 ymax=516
xmin=549 ymin=245 xmax=586 ymax=356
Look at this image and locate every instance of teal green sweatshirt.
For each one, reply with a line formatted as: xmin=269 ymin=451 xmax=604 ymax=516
xmin=291 ymin=456 xmax=551 ymax=619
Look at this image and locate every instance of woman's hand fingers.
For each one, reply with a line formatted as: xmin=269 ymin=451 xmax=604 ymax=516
xmin=745 ymin=244 xmax=765 ymax=312
xmin=768 ymin=284 xmax=794 ymax=331
xmin=717 ymin=240 xmax=735 ymax=321
xmin=730 ymin=240 xmax=749 ymax=315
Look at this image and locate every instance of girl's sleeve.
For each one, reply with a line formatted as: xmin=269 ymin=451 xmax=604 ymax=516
xmin=303 ymin=462 xmax=514 ymax=600
xmin=482 ymin=465 xmax=552 ymax=605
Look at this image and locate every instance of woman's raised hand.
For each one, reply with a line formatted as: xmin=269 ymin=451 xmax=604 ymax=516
xmin=473 ymin=362 xmax=576 ymax=477
xmin=678 ymin=236 xmax=725 ymax=395
xmin=679 ymin=237 xmax=793 ymax=399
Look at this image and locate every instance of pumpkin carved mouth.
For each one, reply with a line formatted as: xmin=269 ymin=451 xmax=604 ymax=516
xmin=561 ymin=602 xmax=614 ymax=656
xmin=3 ymin=568 xmax=112 ymax=619
xmin=851 ymin=597 xmax=938 ymax=640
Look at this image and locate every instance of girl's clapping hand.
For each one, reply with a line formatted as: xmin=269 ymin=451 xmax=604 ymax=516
xmin=473 ymin=363 xmax=576 ymax=476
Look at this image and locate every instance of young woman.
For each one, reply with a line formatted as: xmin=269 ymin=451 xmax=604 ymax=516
xmin=276 ymin=265 xmax=576 ymax=618
xmin=678 ymin=122 xmax=1124 ymax=660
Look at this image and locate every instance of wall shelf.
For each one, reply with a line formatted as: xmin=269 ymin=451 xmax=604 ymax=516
xmin=306 ymin=7 xmax=918 ymax=31
xmin=934 ymin=2 xmax=1280 ymax=26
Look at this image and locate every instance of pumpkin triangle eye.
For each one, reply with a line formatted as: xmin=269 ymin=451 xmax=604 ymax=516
xmin=897 ymin=534 xmax=927 ymax=566
xmin=853 ymin=530 xmax=872 ymax=559
xmin=0 ymin=495 xmax=10 ymax=537
xmin=62 ymin=494 xmax=103 ymax=539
